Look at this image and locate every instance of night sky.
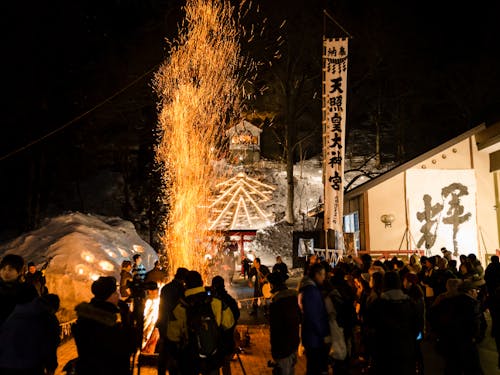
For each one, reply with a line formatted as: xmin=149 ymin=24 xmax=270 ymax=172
xmin=1 ymin=0 xmax=499 ymax=241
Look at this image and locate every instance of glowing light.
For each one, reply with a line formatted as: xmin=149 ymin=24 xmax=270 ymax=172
xmin=154 ymin=0 xmax=249 ymax=274
xmin=75 ymin=265 xmax=86 ymax=275
xmin=133 ymin=245 xmax=144 ymax=253
xmin=98 ymin=260 xmax=115 ymax=272
xmin=81 ymin=251 xmax=95 ymax=263
xmin=90 ymin=274 xmax=99 ymax=281
xmin=103 ymin=248 xmax=118 ymax=259
xmin=117 ymin=247 xmax=129 ymax=258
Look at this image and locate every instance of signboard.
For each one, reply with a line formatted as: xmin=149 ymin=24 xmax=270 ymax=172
xmin=323 ymin=38 xmax=348 ymax=232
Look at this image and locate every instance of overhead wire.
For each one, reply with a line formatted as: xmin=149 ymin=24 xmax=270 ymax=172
xmin=0 ymin=64 xmax=159 ymax=163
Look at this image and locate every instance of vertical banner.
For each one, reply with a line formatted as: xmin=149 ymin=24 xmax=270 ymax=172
xmin=323 ymin=38 xmax=348 ymax=232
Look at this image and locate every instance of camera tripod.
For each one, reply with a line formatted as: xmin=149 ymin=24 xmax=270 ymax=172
xmin=234 ymin=347 xmax=247 ymax=375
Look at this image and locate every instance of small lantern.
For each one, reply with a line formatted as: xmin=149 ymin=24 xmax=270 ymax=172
xmin=380 ymin=214 xmax=395 ymax=228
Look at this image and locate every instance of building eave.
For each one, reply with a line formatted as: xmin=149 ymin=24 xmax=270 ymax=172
xmin=344 ymin=123 xmax=487 ymax=201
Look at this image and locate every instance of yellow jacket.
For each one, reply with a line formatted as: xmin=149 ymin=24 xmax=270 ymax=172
xmin=166 ymin=286 xmax=235 ymax=344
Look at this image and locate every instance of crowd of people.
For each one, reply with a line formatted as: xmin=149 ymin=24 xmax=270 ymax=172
xmin=261 ymin=250 xmax=496 ymax=375
xmin=0 ymin=254 xmax=59 ymax=375
xmin=0 ymin=251 xmax=241 ymax=375
xmin=1 ymin=247 xmax=500 ymax=375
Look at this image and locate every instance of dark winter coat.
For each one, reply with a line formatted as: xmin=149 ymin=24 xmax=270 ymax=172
xmin=213 ymin=289 xmax=240 ymax=356
xmin=0 ymin=279 xmax=38 ymax=327
xmin=73 ymin=299 xmax=135 ymax=375
xmin=299 ymin=277 xmax=329 ymax=349
xmin=119 ymin=270 xmax=133 ymax=299
xmin=145 ymin=268 xmax=168 ymax=285
xmin=485 ymin=262 xmax=500 ymax=295
xmin=434 ymin=269 xmax=456 ymax=297
xmin=248 ymin=265 xmax=270 ymax=297
xmin=24 ymin=271 xmax=47 ymax=296
xmin=272 ymin=262 xmax=289 ymax=277
xmin=270 ymin=287 xmax=300 ymax=359
xmin=430 ymin=293 xmax=482 ymax=344
xmin=366 ymin=289 xmax=419 ymax=375
xmin=156 ymin=278 xmax=185 ymax=337
xmin=0 ymin=296 xmax=60 ymax=372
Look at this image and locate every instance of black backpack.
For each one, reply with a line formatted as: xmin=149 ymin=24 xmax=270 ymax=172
xmin=183 ymin=293 xmax=223 ymax=370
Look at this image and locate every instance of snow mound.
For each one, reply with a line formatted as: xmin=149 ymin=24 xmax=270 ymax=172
xmin=0 ymin=212 xmax=158 ymax=320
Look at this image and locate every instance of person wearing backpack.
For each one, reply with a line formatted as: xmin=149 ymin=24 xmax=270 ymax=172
xmin=211 ymin=275 xmax=240 ymax=375
xmin=167 ymin=270 xmax=235 ymax=375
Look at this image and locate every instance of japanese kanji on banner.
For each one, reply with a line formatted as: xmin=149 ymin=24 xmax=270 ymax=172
xmin=323 ymin=37 xmax=348 ymax=232
xmin=406 ymin=169 xmax=478 ymax=257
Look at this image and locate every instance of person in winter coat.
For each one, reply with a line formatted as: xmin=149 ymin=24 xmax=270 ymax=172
xmin=430 ymin=279 xmax=484 ymax=374
xmin=268 ymin=271 xmax=300 ymax=375
xmin=366 ymin=271 xmax=419 ymax=375
xmin=0 ymin=293 xmax=60 ymax=375
xmin=167 ymin=271 xmax=234 ymax=375
xmin=402 ymin=272 xmax=425 ymax=373
xmin=145 ymin=261 xmax=169 ymax=286
xmin=24 ymin=262 xmax=47 ymax=296
xmin=485 ymin=255 xmax=500 ymax=296
xmin=272 ymin=256 xmax=289 ymax=279
xmin=157 ymin=267 xmax=189 ymax=375
xmin=132 ymin=254 xmax=147 ymax=282
xmin=299 ymin=263 xmax=330 ymax=375
xmin=0 ymin=254 xmax=38 ymax=327
xmin=248 ymin=258 xmax=270 ymax=316
xmin=119 ymin=260 xmax=134 ymax=300
xmin=73 ymin=276 xmax=136 ymax=375
xmin=211 ymin=275 xmax=240 ymax=375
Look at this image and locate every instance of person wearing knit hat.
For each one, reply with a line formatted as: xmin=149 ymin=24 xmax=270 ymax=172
xmin=73 ymin=276 xmax=135 ymax=375
xmin=91 ymin=276 xmax=118 ymax=302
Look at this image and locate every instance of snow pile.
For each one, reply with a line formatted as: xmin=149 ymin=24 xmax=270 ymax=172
xmin=0 ymin=212 xmax=157 ymax=320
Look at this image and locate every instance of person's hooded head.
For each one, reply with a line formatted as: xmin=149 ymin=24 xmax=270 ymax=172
xmin=211 ymin=275 xmax=226 ymax=294
xmin=175 ymin=267 xmax=189 ymax=282
xmin=185 ymin=270 xmax=203 ymax=289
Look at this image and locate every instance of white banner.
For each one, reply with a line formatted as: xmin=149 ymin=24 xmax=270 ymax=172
xmin=323 ymin=38 xmax=348 ymax=232
xmin=406 ymin=169 xmax=478 ymax=257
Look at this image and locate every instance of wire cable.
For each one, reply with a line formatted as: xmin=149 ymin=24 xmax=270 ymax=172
xmin=0 ymin=64 xmax=159 ymax=163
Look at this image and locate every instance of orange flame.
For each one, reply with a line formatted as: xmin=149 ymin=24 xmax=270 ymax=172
xmin=154 ymin=0 xmax=247 ymax=276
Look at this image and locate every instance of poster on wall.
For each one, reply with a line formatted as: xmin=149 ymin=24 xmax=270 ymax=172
xmin=406 ymin=169 xmax=477 ymax=257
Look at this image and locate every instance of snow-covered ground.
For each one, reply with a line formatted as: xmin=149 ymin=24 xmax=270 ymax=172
xmin=0 ymin=212 xmax=157 ymax=320
xmin=0 ymin=155 xmax=394 ymax=319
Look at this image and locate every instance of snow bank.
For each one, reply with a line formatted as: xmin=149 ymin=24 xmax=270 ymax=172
xmin=0 ymin=212 xmax=157 ymax=320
